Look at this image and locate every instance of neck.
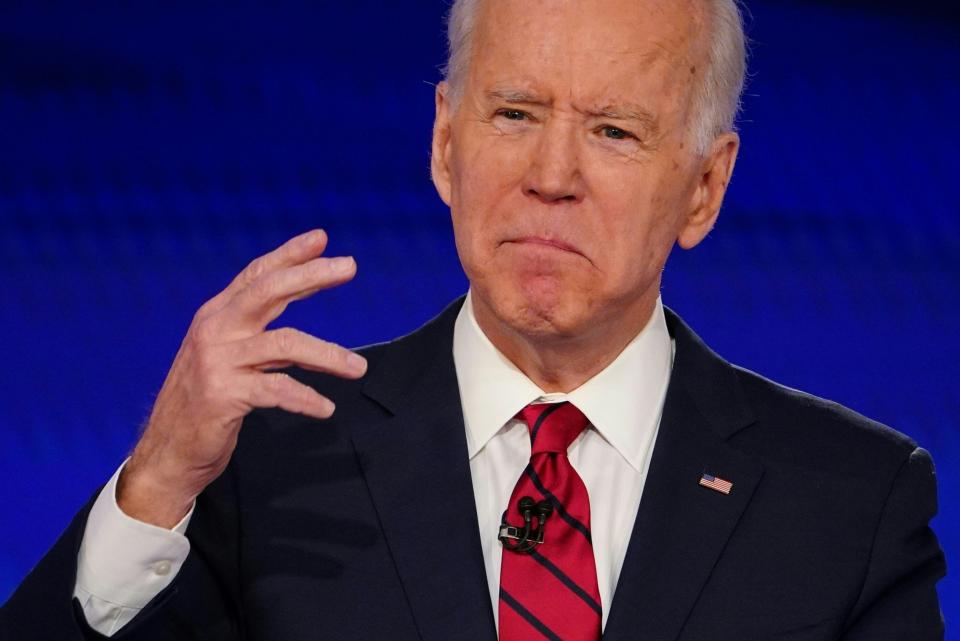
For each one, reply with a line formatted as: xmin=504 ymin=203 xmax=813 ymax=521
xmin=471 ymin=290 xmax=659 ymax=393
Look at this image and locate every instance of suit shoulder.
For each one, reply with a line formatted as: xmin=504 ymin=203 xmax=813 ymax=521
xmin=730 ymin=364 xmax=921 ymax=475
xmin=246 ymin=297 xmax=464 ymax=431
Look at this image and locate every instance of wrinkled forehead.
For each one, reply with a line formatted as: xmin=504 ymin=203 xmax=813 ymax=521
xmin=468 ymin=0 xmax=708 ymax=104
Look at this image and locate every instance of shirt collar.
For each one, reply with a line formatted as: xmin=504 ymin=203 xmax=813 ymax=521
xmin=453 ymin=291 xmax=674 ymax=471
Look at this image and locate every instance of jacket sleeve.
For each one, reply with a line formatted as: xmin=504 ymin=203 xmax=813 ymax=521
xmin=0 ymin=463 xmax=244 ymax=641
xmin=840 ymin=447 xmax=947 ymax=640
xmin=0 ymin=495 xmax=107 ymax=640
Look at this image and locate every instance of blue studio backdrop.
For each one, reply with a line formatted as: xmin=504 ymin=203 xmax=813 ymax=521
xmin=1 ymin=0 xmax=957 ymax=631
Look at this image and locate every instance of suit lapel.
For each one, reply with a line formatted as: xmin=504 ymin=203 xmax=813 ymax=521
xmin=351 ymin=300 xmax=497 ymax=641
xmin=603 ymin=310 xmax=765 ymax=641
xmin=350 ymin=301 xmax=764 ymax=641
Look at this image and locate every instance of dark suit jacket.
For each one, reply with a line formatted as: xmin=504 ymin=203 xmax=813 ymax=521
xmin=1 ymin=299 xmax=946 ymax=641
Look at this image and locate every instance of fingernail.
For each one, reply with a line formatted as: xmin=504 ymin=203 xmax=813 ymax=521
xmin=329 ymin=256 xmax=355 ymax=275
xmin=347 ymin=352 xmax=367 ymax=373
xmin=304 ymin=229 xmax=325 ymax=245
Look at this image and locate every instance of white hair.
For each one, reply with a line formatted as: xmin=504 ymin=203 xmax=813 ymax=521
xmin=440 ymin=0 xmax=747 ymax=155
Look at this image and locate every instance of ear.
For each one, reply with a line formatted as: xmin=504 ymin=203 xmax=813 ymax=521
xmin=431 ymin=81 xmax=454 ymax=206
xmin=677 ymin=131 xmax=740 ymax=249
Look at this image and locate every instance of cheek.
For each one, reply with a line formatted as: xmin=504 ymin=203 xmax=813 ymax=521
xmin=588 ymin=175 xmax=685 ymax=288
xmin=458 ymin=132 xmax=529 ymax=193
xmin=449 ymin=136 xmax=529 ymax=250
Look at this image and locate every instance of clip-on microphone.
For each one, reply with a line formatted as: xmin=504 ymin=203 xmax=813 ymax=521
xmin=499 ymin=495 xmax=554 ymax=553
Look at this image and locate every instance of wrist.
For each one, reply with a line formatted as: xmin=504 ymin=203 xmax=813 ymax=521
xmin=116 ymin=459 xmax=196 ymax=529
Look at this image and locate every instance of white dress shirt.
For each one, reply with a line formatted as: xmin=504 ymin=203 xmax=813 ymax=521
xmin=455 ymin=292 xmax=673 ymax=631
xmin=74 ymin=293 xmax=673 ymax=637
xmin=74 ymin=462 xmax=193 ymax=636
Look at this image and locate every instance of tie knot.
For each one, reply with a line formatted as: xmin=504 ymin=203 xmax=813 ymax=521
xmin=518 ymin=401 xmax=589 ymax=455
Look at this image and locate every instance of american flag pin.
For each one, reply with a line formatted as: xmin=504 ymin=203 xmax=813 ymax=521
xmin=699 ymin=472 xmax=733 ymax=495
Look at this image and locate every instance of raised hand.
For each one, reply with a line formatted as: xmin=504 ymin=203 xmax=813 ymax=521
xmin=117 ymin=229 xmax=367 ymax=528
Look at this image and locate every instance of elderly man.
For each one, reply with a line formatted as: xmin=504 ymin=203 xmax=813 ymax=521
xmin=1 ymin=0 xmax=945 ymax=640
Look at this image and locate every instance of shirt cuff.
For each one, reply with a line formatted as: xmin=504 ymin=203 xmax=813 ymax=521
xmin=74 ymin=459 xmax=194 ymax=629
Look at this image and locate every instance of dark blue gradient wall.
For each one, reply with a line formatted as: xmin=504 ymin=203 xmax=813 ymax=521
xmin=1 ymin=0 xmax=957 ymax=630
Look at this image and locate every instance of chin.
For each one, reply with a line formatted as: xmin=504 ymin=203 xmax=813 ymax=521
xmin=492 ymin=274 xmax=594 ymax=339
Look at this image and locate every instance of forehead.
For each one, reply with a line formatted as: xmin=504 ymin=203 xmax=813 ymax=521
xmin=469 ymin=0 xmax=706 ymax=105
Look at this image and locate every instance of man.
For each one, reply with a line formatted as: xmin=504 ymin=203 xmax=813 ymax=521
xmin=1 ymin=0 xmax=945 ymax=639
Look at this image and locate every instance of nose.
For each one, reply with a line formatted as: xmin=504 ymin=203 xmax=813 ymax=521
xmin=522 ymin=118 xmax=585 ymax=205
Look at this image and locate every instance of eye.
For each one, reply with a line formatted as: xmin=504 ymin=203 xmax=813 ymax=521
xmin=495 ymin=108 xmax=528 ymax=121
xmin=599 ymin=125 xmax=636 ymax=141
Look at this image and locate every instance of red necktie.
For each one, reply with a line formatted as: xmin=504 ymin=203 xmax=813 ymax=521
xmin=499 ymin=402 xmax=602 ymax=641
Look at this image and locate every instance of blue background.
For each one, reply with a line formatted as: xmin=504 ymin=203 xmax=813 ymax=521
xmin=1 ymin=0 xmax=957 ymax=631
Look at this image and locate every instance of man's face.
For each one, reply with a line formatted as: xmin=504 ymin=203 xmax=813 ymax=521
xmin=432 ymin=0 xmax=737 ymax=345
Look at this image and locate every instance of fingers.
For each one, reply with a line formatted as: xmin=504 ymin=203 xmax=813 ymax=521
xmin=223 ymin=255 xmax=357 ymax=331
xmin=232 ymin=229 xmax=329 ymax=293
xmin=248 ymin=371 xmax=337 ymax=419
xmin=228 ymin=328 xmax=368 ymax=379
xmin=200 ymin=229 xmax=330 ymax=319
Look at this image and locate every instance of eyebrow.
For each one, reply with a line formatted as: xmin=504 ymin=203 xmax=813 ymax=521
xmin=485 ymin=88 xmax=550 ymax=106
xmin=592 ymin=104 xmax=656 ymax=122
xmin=485 ymin=88 xmax=659 ymax=132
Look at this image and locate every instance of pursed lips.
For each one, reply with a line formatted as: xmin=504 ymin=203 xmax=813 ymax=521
xmin=505 ymin=236 xmax=585 ymax=257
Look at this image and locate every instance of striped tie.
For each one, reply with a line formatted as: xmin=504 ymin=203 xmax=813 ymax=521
xmin=499 ymin=402 xmax=602 ymax=641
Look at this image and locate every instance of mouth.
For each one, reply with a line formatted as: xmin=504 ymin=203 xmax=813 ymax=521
xmin=505 ymin=236 xmax=585 ymax=257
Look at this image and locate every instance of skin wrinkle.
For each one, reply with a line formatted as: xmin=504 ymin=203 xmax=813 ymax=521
xmin=486 ymin=89 xmax=663 ymax=146
xmin=445 ymin=0 xmax=740 ymax=154
xmin=431 ymin=0 xmax=739 ymax=392
xmin=479 ymin=91 xmax=662 ymax=159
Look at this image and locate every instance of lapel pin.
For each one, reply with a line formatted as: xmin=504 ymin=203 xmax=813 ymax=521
xmin=699 ymin=472 xmax=733 ymax=495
